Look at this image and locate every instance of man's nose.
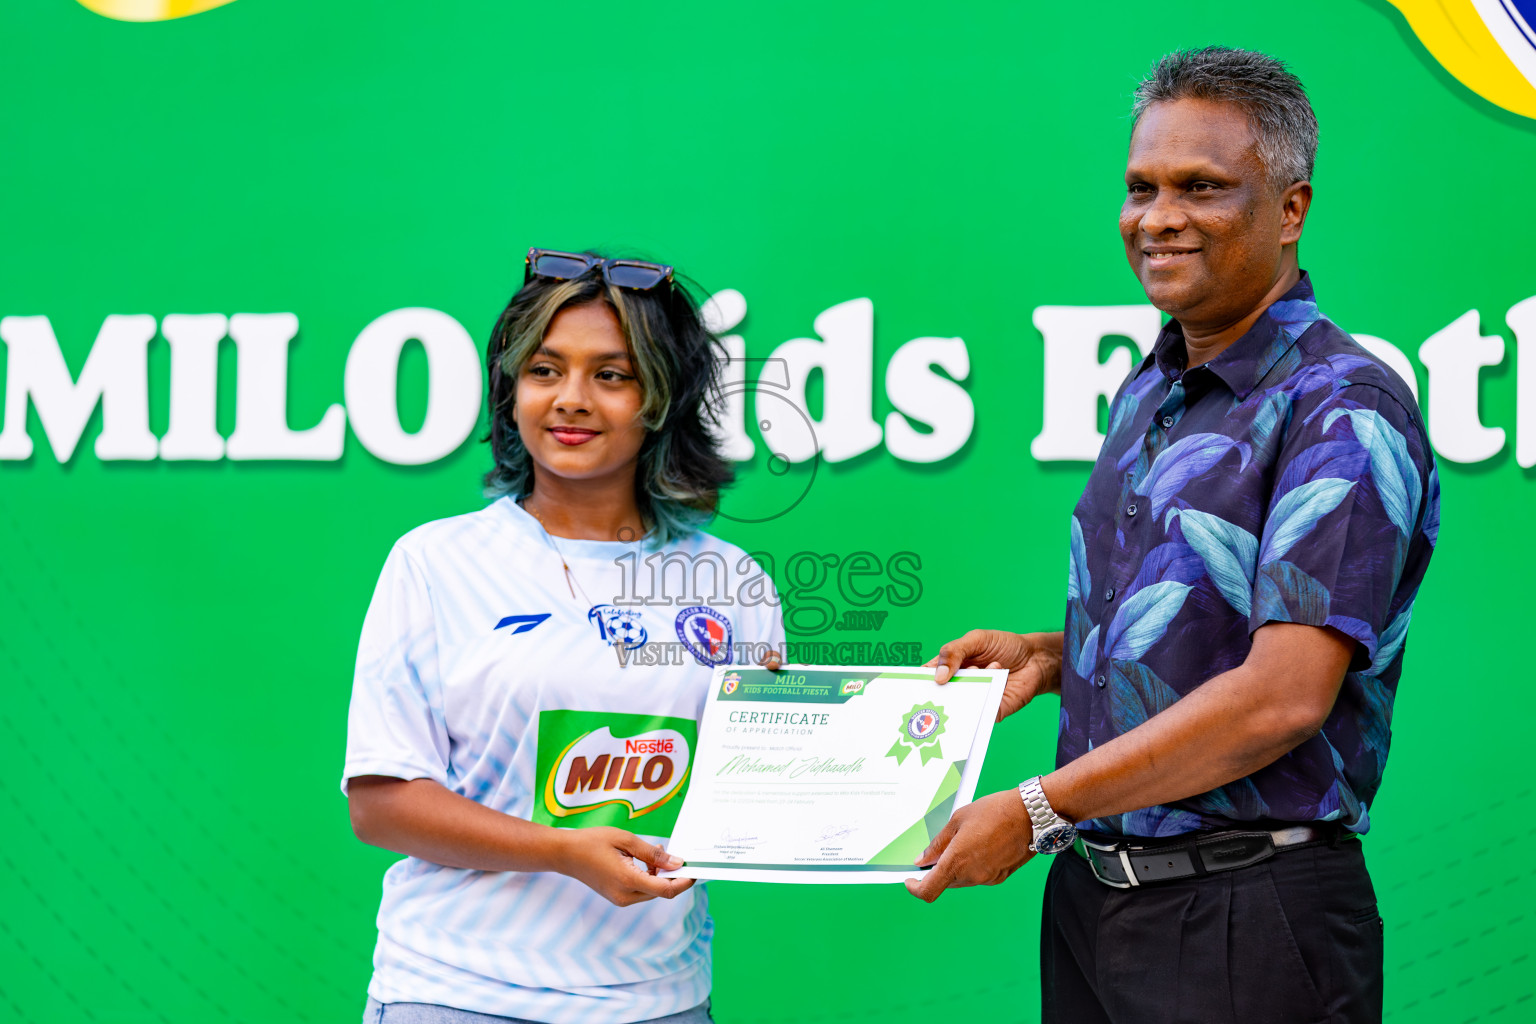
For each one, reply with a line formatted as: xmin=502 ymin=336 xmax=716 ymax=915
xmin=1139 ymin=189 xmax=1188 ymax=236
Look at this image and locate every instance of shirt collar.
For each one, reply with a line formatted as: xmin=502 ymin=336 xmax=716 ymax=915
xmin=1149 ymin=271 xmax=1324 ymax=399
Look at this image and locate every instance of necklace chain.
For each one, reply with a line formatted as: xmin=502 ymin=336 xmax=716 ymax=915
xmin=518 ymin=498 xmax=647 ymax=670
xmin=520 ymin=499 xmax=596 ymax=608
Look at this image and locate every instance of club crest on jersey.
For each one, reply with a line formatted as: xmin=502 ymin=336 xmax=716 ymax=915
xmin=721 ymin=671 xmax=741 ymax=695
xmin=676 ymin=606 xmax=732 ymax=666
xmin=588 ymin=604 xmax=648 ymax=651
xmin=542 ymin=725 xmax=692 ymax=821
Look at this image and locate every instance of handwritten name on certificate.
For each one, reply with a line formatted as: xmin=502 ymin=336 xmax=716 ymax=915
xmin=663 ymin=665 xmax=1006 ymax=883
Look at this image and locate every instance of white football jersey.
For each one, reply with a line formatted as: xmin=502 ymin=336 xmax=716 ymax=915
xmin=342 ymin=497 xmax=784 ymax=1023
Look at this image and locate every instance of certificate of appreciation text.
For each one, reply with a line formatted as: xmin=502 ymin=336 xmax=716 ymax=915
xmin=663 ymin=664 xmax=1006 ymax=883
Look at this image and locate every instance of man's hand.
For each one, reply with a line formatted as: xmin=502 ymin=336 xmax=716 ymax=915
xmin=557 ymin=827 xmax=696 ymax=907
xmin=927 ymin=630 xmax=1063 ymax=719
xmin=904 ymin=789 xmax=1035 ymax=903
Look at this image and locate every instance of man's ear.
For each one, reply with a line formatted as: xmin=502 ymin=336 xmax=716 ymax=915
xmin=1280 ymin=180 xmax=1313 ymax=246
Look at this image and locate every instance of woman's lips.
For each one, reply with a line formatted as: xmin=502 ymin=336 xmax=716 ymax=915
xmin=550 ymin=427 xmax=599 ymax=446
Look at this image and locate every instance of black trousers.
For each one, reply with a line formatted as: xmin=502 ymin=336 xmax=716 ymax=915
xmin=1042 ymin=838 xmax=1384 ymax=1024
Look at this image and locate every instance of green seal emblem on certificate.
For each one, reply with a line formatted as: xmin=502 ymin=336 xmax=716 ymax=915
xmin=889 ymin=701 xmax=948 ymax=765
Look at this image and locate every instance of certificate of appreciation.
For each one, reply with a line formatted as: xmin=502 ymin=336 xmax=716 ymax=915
xmin=663 ymin=664 xmax=1006 ymax=883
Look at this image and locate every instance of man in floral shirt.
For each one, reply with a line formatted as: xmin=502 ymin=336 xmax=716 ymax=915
xmin=908 ymin=48 xmax=1438 ymax=1024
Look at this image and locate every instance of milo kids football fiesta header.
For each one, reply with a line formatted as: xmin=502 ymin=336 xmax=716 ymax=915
xmin=4 ymin=290 xmax=1535 ymax=469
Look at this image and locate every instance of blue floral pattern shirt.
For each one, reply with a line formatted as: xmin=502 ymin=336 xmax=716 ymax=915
xmin=1060 ymin=273 xmax=1439 ymax=838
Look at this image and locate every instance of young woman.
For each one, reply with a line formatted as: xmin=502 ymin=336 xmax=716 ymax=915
xmin=343 ymin=249 xmax=784 ymax=1024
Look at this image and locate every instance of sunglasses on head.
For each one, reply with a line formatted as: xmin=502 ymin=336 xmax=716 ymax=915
xmin=524 ymin=248 xmax=674 ymax=291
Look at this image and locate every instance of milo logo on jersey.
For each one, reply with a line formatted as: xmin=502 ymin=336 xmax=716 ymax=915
xmin=534 ymin=710 xmax=697 ymax=836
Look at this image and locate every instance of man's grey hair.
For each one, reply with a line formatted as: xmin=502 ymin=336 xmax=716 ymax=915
xmin=1132 ymin=47 xmax=1319 ymax=193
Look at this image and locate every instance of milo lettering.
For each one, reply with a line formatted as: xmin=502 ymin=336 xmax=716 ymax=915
xmin=533 ymin=711 xmax=697 ymax=836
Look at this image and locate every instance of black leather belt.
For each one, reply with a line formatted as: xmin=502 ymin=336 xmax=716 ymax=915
xmin=1073 ymin=823 xmax=1351 ymax=888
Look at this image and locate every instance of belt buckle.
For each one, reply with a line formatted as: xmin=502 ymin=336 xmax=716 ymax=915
xmin=1079 ymin=836 xmax=1139 ymax=889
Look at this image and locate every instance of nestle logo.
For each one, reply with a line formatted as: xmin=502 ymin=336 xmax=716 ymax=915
xmin=625 ymin=738 xmax=674 ymax=754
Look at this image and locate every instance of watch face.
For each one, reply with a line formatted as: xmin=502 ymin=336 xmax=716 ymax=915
xmin=1033 ymin=823 xmax=1078 ymax=856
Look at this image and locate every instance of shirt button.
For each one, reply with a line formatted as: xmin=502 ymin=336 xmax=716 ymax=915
xmin=1126 ymin=503 xmax=1138 ymax=517
xmin=1162 ymin=416 xmax=1175 ymax=428
xmin=1095 ymin=674 xmax=1106 ymax=688
xmin=1105 ymin=586 xmax=1116 ymax=601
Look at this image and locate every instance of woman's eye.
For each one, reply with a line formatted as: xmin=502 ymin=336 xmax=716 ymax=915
xmin=526 ymin=365 xmax=555 ymax=378
xmin=597 ymin=370 xmax=634 ymax=382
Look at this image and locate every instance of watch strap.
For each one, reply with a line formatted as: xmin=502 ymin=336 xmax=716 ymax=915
xmin=1018 ymin=775 xmax=1075 ymax=852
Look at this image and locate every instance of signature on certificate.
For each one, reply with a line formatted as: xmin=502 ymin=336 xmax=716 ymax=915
xmin=815 ymin=824 xmax=857 ymax=843
xmin=717 ymin=826 xmax=762 ymax=845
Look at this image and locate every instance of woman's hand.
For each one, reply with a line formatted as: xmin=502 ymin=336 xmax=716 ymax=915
xmin=556 ymin=827 xmax=696 ymax=907
xmin=348 ymin=777 xmax=697 ymax=904
xmin=927 ymin=629 xmax=1064 ymax=720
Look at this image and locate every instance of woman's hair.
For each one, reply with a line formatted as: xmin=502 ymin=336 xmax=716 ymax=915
xmin=484 ymin=253 xmax=733 ymax=546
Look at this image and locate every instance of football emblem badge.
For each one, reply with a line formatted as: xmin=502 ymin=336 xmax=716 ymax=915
xmin=675 ymin=606 xmax=733 ymax=666
xmin=721 ymin=671 xmax=742 ymax=695
xmin=887 ymin=701 xmax=948 ymax=765
xmin=588 ymin=604 xmax=648 ymax=651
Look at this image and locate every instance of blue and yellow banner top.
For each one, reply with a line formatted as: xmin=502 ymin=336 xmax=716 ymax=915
xmin=69 ymin=0 xmax=1536 ymax=122
xmin=1387 ymin=0 xmax=1536 ymax=117
xmin=76 ymin=0 xmax=235 ymax=21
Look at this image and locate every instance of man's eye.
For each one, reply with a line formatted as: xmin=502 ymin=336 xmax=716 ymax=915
xmin=1190 ymin=181 xmax=1216 ymax=192
xmin=1127 ymin=183 xmax=1152 ymax=196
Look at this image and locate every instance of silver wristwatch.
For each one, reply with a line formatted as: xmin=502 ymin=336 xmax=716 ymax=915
xmin=1018 ymin=775 xmax=1078 ymax=855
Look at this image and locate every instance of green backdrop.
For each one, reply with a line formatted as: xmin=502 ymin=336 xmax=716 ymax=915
xmin=2 ymin=1 xmax=1533 ymax=1021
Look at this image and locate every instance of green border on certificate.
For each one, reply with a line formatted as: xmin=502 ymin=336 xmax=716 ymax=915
xmin=664 ymin=664 xmax=1007 ymax=884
